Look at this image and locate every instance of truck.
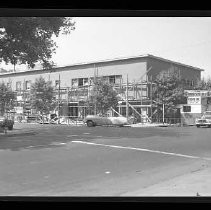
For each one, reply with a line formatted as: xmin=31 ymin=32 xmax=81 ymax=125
xmin=195 ymin=111 xmax=211 ymax=128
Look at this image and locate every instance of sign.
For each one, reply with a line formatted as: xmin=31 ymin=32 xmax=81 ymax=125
xmin=187 ymin=97 xmax=201 ymax=105
xmin=185 ymin=90 xmax=211 ymax=97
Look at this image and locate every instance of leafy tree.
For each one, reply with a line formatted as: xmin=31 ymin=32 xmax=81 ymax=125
xmin=193 ymin=77 xmax=211 ymax=105
xmin=86 ymin=78 xmax=120 ymax=115
xmin=152 ymin=71 xmax=187 ymax=119
xmin=30 ymin=76 xmax=57 ymax=117
xmin=0 ymin=83 xmax=15 ymax=115
xmin=194 ymin=77 xmax=211 ymax=90
xmin=0 ymin=17 xmax=75 ymax=69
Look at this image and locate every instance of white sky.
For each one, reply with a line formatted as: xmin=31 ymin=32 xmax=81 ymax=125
xmin=2 ymin=17 xmax=211 ymax=78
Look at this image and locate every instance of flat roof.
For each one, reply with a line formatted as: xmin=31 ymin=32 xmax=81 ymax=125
xmin=0 ymin=54 xmax=204 ymax=77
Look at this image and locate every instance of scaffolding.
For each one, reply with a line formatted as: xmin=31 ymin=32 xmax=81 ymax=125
xmin=54 ymin=76 xmax=155 ymax=123
xmin=10 ymin=67 xmax=155 ymax=123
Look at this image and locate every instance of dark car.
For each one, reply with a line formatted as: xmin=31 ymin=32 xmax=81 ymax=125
xmin=0 ymin=116 xmax=14 ymax=130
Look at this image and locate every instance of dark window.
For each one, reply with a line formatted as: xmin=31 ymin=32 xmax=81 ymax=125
xmin=78 ymin=78 xmax=83 ymax=87
xmin=183 ymin=106 xmax=191 ymax=112
xmin=25 ymin=81 xmax=31 ymax=90
xmin=191 ymin=80 xmax=194 ymax=86
xmin=109 ymin=76 xmax=115 ymax=84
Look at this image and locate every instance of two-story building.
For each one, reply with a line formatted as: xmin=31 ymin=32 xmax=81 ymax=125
xmin=0 ymin=54 xmax=204 ymax=121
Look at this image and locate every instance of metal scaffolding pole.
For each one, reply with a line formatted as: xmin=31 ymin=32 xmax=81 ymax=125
xmin=126 ymin=74 xmax=129 ymax=119
xmin=58 ymin=74 xmax=61 ymax=124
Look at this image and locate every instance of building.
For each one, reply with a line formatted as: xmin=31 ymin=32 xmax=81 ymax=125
xmin=0 ymin=54 xmax=204 ymax=122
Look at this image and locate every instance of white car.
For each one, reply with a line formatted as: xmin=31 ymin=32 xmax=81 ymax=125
xmin=84 ymin=115 xmax=134 ymax=127
xmin=195 ymin=111 xmax=211 ymax=128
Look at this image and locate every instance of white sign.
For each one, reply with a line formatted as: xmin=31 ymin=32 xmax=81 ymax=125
xmin=185 ymin=90 xmax=211 ymax=97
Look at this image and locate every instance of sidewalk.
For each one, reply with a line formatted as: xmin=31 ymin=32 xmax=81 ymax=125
xmin=122 ymin=166 xmax=211 ymax=196
xmin=130 ymin=123 xmax=170 ymax=128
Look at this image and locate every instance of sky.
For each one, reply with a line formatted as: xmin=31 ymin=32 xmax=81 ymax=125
xmin=2 ymin=17 xmax=211 ymax=78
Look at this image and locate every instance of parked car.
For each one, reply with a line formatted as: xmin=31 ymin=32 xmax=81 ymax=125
xmin=0 ymin=116 xmax=14 ymax=130
xmin=84 ymin=115 xmax=134 ymax=127
xmin=195 ymin=111 xmax=211 ymax=128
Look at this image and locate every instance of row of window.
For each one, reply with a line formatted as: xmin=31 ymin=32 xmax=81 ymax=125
xmin=15 ymin=81 xmax=31 ymax=91
xmin=5 ymin=81 xmax=32 ymax=91
xmin=183 ymin=79 xmax=195 ymax=87
xmin=71 ymin=75 xmax=122 ymax=87
xmin=8 ymin=75 xmax=194 ymax=91
xmin=10 ymin=75 xmax=123 ymax=91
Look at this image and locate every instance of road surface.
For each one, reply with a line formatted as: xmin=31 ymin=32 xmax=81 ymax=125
xmin=0 ymin=123 xmax=211 ymax=196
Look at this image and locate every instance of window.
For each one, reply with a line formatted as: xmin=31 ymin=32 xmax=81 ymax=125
xmin=78 ymin=78 xmax=84 ymax=87
xmin=102 ymin=76 xmax=108 ymax=83
xmin=7 ymin=82 xmax=11 ymax=89
xmin=16 ymin=81 xmax=22 ymax=91
xmin=55 ymin=80 xmax=60 ymax=87
xmin=109 ymin=76 xmax=115 ymax=84
xmin=25 ymin=81 xmax=31 ymax=90
xmin=83 ymin=78 xmax=89 ymax=86
xmin=90 ymin=77 xmax=94 ymax=85
xmin=191 ymin=80 xmax=194 ymax=87
xmin=72 ymin=79 xmax=78 ymax=87
xmin=76 ymin=78 xmax=89 ymax=87
xmin=183 ymin=105 xmax=191 ymax=112
xmin=115 ymin=75 xmax=122 ymax=84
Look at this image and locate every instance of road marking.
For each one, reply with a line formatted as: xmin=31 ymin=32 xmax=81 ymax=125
xmin=67 ymin=135 xmax=78 ymax=137
xmin=50 ymin=142 xmax=67 ymax=146
xmin=72 ymin=140 xmax=211 ymax=161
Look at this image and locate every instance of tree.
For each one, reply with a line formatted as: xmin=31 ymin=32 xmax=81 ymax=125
xmin=0 ymin=17 xmax=75 ymax=69
xmin=30 ymin=76 xmax=56 ymax=117
xmin=86 ymin=78 xmax=120 ymax=115
xmin=0 ymin=83 xmax=15 ymax=115
xmin=152 ymin=71 xmax=187 ymax=120
xmin=194 ymin=77 xmax=211 ymax=90
xmin=193 ymin=77 xmax=211 ymax=106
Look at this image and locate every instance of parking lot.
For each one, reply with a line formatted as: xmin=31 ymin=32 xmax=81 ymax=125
xmin=1 ymin=123 xmax=211 ymax=196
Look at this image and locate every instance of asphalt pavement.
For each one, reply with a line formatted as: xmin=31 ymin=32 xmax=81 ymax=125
xmin=1 ymin=123 xmax=211 ymax=197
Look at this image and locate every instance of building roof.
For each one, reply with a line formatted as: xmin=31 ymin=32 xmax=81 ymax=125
xmin=0 ymin=54 xmax=204 ymax=77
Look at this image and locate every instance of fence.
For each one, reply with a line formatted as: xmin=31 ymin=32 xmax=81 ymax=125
xmin=151 ymin=117 xmax=182 ymax=125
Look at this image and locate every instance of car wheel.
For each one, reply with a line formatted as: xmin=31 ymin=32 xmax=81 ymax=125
xmin=87 ymin=120 xmax=94 ymax=127
xmin=196 ymin=125 xmax=200 ymax=128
